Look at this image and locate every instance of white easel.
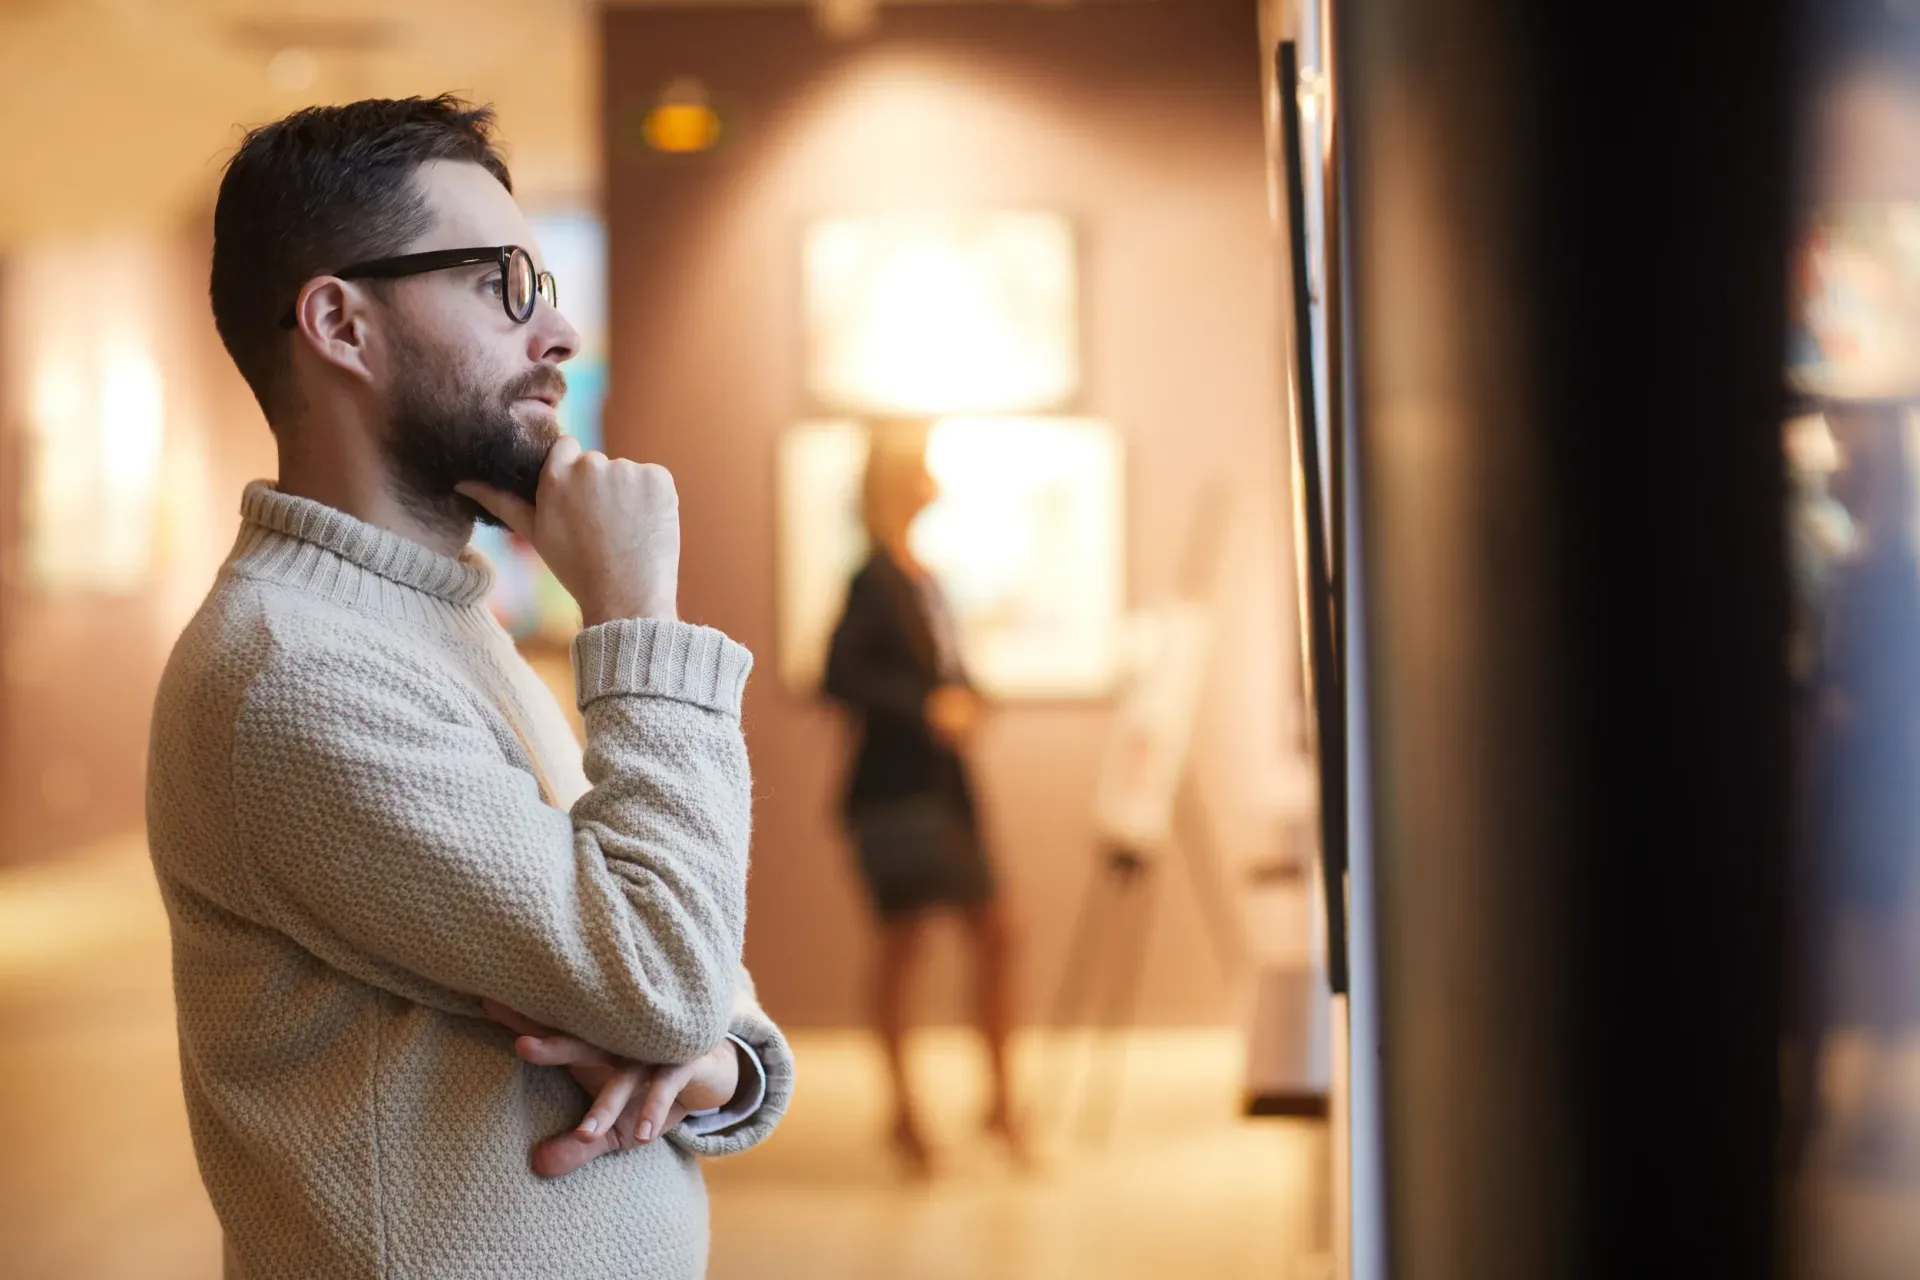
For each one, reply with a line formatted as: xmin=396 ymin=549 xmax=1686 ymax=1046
xmin=1045 ymin=497 xmax=1246 ymax=1146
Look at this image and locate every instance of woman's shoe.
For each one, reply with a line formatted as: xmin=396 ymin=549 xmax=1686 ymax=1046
xmin=891 ymin=1115 xmax=937 ymax=1180
xmin=984 ymin=1103 xmax=1034 ymax=1171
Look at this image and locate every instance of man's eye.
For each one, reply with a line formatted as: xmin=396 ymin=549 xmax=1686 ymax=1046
xmin=484 ymin=276 xmax=504 ymax=298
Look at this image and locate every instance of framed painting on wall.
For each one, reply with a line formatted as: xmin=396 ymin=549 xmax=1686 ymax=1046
xmin=13 ymin=238 xmax=170 ymax=596
xmin=777 ymin=416 xmax=1125 ymax=701
xmin=802 ymin=211 xmax=1080 ymax=418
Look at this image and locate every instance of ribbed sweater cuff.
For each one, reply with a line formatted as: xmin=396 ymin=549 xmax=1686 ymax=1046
xmin=571 ymin=619 xmax=753 ymax=717
xmin=669 ymin=1007 xmax=795 ymax=1159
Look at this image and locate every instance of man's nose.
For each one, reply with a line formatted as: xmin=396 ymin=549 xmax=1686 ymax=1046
xmin=531 ymin=305 xmax=581 ymax=364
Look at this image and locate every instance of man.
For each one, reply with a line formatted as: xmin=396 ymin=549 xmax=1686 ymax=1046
xmin=146 ymin=96 xmax=790 ymax=1278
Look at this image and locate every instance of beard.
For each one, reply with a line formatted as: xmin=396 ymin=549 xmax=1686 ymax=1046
xmin=381 ymin=331 xmax=565 ymax=533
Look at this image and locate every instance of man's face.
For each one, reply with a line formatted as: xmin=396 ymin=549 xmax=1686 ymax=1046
xmin=372 ymin=160 xmax=581 ymax=528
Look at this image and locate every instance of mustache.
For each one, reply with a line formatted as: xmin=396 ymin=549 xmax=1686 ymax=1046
xmin=504 ymin=366 xmax=568 ymax=404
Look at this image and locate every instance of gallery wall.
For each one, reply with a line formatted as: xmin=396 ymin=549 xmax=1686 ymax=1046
xmin=0 ymin=210 xmax=602 ymax=868
xmin=602 ymin=0 xmax=1297 ymax=1027
xmin=0 ymin=222 xmax=276 ymax=864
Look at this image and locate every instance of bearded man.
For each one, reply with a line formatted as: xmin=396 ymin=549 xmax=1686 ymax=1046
xmin=146 ymin=96 xmax=790 ymax=1279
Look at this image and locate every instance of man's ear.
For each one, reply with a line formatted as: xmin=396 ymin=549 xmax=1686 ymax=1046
xmin=292 ymin=277 xmax=377 ymax=384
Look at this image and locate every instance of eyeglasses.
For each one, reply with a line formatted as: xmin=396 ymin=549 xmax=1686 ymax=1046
xmin=277 ymin=245 xmax=558 ymax=329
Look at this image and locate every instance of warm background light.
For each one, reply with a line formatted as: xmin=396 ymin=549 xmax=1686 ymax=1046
xmin=803 ymin=210 xmax=1079 ymax=416
xmin=643 ymin=79 xmax=725 ymax=154
xmin=776 ymin=416 xmax=1122 ymax=699
xmin=19 ymin=242 xmax=168 ymax=595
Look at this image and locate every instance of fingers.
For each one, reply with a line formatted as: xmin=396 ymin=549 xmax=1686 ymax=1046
xmin=529 ymin=1058 xmax=690 ymax=1176
xmin=635 ymin=1062 xmax=695 ymax=1145
xmin=513 ymin=1033 xmax=616 ymax=1070
xmin=546 ymin=432 xmax=585 ymax=471
xmin=566 ymin=1061 xmax=617 ymax=1095
xmin=485 ymin=1003 xmax=624 ymax=1078
xmin=576 ymin=1064 xmax=645 ymax=1140
xmin=531 ymin=1064 xmax=650 ymax=1178
xmin=537 ymin=433 xmax=585 ymax=501
xmin=481 ymin=999 xmax=553 ymax=1038
xmin=454 ymin=481 xmax=535 ymax=539
xmin=531 ymin=1127 xmax=615 ymax=1179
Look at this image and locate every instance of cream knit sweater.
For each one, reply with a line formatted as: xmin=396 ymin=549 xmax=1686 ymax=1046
xmin=146 ymin=483 xmax=792 ymax=1279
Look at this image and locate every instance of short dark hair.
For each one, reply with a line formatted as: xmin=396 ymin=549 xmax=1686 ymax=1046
xmin=210 ymin=95 xmax=513 ymax=426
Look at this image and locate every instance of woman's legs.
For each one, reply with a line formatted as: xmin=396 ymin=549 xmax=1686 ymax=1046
xmin=876 ymin=912 xmax=934 ymax=1174
xmin=965 ymin=896 xmax=1028 ymax=1161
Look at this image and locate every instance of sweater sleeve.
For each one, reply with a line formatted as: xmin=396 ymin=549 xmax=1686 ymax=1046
xmin=669 ymin=966 xmax=795 ymax=1158
xmin=231 ymin=617 xmax=753 ymax=1066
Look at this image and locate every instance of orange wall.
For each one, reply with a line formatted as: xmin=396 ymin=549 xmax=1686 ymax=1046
xmin=602 ymin=0 xmax=1296 ymax=1027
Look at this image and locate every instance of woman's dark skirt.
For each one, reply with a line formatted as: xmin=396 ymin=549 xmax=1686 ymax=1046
xmin=847 ymin=791 xmax=997 ymax=920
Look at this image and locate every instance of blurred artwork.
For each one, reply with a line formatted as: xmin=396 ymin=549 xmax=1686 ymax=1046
xmin=13 ymin=239 xmax=169 ymax=595
xmin=803 ymin=212 xmax=1079 ymax=417
xmin=1786 ymin=415 xmax=1860 ymax=589
xmin=468 ymin=211 xmax=607 ymax=644
xmin=778 ymin=417 xmax=1124 ymax=699
xmin=1091 ymin=603 xmax=1215 ymax=855
xmin=1790 ymin=205 xmax=1920 ymax=402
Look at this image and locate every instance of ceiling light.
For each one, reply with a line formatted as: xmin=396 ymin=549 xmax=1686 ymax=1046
xmin=641 ymin=78 xmax=723 ymax=155
xmin=814 ymin=0 xmax=879 ymax=40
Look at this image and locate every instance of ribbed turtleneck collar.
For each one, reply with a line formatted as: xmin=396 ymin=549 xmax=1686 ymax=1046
xmin=231 ymin=481 xmax=496 ymax=610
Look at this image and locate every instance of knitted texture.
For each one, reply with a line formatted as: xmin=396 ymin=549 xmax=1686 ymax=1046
xmin=147 ymin=483 xmax=792 ymax=1279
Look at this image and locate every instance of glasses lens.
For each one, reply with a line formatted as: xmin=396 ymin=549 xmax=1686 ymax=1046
xmin=539 ymin=272 xmax=559 ymax=312
xmin=507 ymin=249 xmax=536 ymax=322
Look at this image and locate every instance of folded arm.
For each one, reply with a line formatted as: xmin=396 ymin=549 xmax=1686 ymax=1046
xmin=671 ymin=967 xmax=794 ymax=1157
xmin=231 ymin=617 xmax=753 ymax=1066
xmin=492 ymin=965 xmax=795 ymax=1174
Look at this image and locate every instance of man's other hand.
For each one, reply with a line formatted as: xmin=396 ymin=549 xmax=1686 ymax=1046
xmin=483 ymin=999 xmax=742 ymax=1178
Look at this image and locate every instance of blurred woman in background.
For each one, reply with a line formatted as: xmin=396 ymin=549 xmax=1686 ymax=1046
xmin=824 ymin=420 xmax=1026 ymax=1177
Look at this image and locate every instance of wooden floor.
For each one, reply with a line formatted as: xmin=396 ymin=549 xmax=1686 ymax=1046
xmin=0 ymin=836 xmax=1329 ymax=1279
